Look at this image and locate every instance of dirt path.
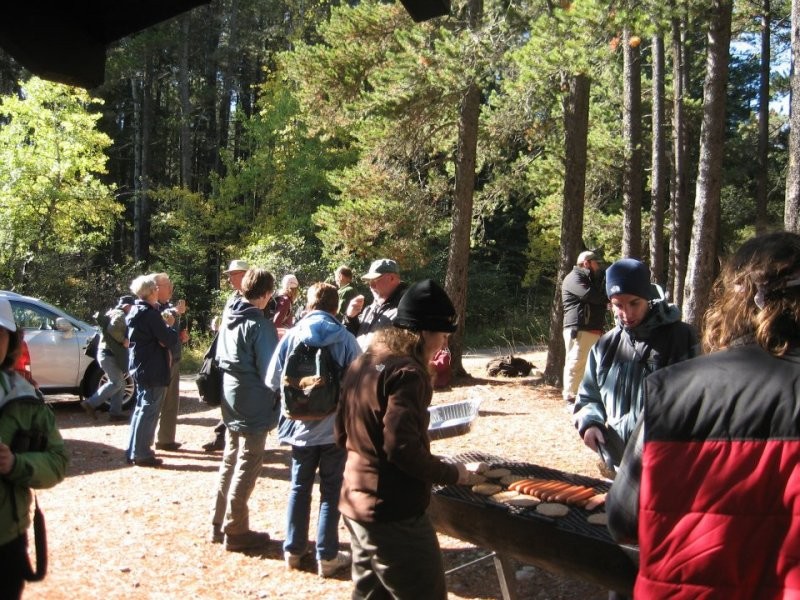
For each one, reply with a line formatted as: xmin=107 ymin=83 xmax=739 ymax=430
xmin=24 ymin=350 xmax=615 ymax=600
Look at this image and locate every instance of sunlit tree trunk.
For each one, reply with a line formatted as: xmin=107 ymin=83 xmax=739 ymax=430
xmin=445 ymin=0 xmax=482 ymax=377
xmin=622 ymin=27 xmax=643 ymax=258
xmin=650 ymin=33 xmax=668 ymax=286
xmin=756 ymin=0 xmax=770 ymax=233
xmin=544 ymin=73 xmax=590 ymax=386
xmin=785 ymin=0 xmax=800 ymax=231
xmin=669 ymin=11 xmax=690 ymax=304
xmin=683 ymin=0 xmax=732 ymax=327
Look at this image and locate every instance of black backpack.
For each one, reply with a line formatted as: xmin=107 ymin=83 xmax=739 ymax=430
xmin=281 ymin=343 xmax=341 ymax=420
xmin=196 ymin=333 xmax=222 ymax=407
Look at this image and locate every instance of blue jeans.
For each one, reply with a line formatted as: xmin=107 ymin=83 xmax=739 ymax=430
xmin=87 ymin=352 xmax=127 ymax=415
xmin=125 ymin=385 xmax=166 ymax=461
xmin=284 ymin=443 xmax=346 ymax=561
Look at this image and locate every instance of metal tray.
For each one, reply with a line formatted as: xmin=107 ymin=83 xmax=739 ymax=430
xmin=428 ymin=398 xmax=482 ymax=440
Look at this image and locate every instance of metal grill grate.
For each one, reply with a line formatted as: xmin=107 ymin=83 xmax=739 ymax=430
xmin=433 ymin=452 xmax=613 ymax=542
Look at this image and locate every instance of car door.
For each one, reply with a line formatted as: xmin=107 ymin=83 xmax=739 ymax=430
xmin=9 ymin=299 xmax=82 ymax=391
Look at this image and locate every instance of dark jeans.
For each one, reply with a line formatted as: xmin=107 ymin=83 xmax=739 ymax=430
xmin=0 ymin=534 xmax=28 ymax=600
xmin=344 ymin=514 xmax=446 ymax=600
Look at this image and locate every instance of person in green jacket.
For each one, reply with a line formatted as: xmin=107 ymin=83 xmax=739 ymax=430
xmin=0 ymin=297 xmax=68 ymax=599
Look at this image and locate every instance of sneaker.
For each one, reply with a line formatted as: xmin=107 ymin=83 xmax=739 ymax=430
xmin=224 ymin=530 xmax=270 ymax=552
xmin=130 ymin=456 xmax=163 ymax=468
xmin=284 ymin=550 xmax=304 ymax=570
xmin=210 ymin=524 xmax=224 ymax=544
xmin=80 ymin=400 xmax=98 ymax=420
xmin=318 ymin=551 xmax=351 ymax=578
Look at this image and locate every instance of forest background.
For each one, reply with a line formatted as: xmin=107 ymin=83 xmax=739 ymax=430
xmin=0 ymin=0 xmax=797 ymax=383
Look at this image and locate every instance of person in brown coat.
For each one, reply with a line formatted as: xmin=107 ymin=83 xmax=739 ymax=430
xmin=335 ymin=279 xmax=473 ymax=599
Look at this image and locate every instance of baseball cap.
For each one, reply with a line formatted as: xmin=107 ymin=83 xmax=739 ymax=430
xmin=0 ymin=297 xmax=16 ymax=332
xmin=115 ymin=295 xmax=136 ymax=309
xmin=223 ymin=259 xmax=250 ymax=274
xmin=362 ymin=259 xmax=399 ymax=281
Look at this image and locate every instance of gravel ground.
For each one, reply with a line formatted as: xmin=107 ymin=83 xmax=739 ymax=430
xmin=23 ymin=349 xmax=616 ymax=600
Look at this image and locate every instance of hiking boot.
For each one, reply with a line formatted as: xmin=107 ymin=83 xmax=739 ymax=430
xmin=210 ymin=524 xmax=224 ymax=544
xmin=284 ymin=550 xmax=303 ymax=570
xmin=203 ymin=436 xmax=225 ymax=452
xmin=318 ymin=551 xmax=351 ymax=578
xmin=80 ymin=400 xmax=98 ymax=420
xmin=224 ymin=530 xmax=270 ymax=552
xmin=155 ymin=442 xmax=182 ymax=451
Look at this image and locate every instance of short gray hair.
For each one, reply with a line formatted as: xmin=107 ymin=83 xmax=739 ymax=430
xmin=130 ymin=275 xmax=158 ymax=299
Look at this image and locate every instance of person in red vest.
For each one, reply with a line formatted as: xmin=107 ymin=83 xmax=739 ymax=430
xmin=608 ymin=231 xmax=800 ymax=599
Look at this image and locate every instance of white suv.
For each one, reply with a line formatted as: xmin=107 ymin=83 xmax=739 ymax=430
xmin=0 ymin=291 xmax=135 ymax=407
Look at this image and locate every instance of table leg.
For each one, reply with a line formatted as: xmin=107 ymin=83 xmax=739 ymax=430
xmin=493 ymin=553 xmax=518 ymax=600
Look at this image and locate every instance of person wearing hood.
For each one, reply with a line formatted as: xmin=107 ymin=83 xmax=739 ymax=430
xmin=212 ymin=268 xmax=279 ymax=552
xmin=0 ymin=297 xmax=67 ymax=599
xmin=265 ymin=282 xmax=361 ymax=577
xmin=125 ymin=275 xmax=179 ymax=467
xmin=573 ymin=258 xmax=699 ymax=469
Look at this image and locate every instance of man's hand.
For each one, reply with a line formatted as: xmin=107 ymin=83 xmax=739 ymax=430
xmin=582 ymin=426 xmax=605 ymax=452
xmin=0 ymin=442 xmax=15 ymax=476
xmin=346 ymin=295 xmax=365 ymax=319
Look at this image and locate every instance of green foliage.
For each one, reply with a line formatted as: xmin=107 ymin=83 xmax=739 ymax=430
xmin=313 ymin=159 xmax=441 ymax=269
xmin=0 ymin=78 xmax=119 ymax=295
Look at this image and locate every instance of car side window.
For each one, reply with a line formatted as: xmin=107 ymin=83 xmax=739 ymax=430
xmin=10 ymin=301 xmax=57 ymax=330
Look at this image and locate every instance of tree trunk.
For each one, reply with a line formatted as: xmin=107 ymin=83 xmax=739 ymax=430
xmin=786 ymin=0 xmax=800 ymax=231
xmin=132 ymin=75 xmax=144 ymax=263
xmin=756 ymin=0 xmax=771 ymax=234
xmin=683 ymin=0 xmax=733 ymax=327
xmin=445 ymin=0 xmax=482 ymax=377
xmin=650 ymin=33 xmax=667 ymax=286
xmin=622 ymin=27 xmax=643 ymax=259
xmin=669 ymin=12 xmax=690 ymax=304
xmin=543 ymin=73 xmax=591 ymax=386
xmin=179 ymin=14 xmax=193 ymax=190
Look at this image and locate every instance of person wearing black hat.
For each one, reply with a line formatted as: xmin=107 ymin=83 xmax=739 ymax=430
xmin=335 ymin=279 xmax=477 ymax=599
xmin=573 ymin=258 xmax=699 ymax=471
xmin=80 ymin=295 xmax=136 ymax=422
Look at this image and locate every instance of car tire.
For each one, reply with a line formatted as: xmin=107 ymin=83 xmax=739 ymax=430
xmin=82 ymin=364 xmax=137 ymax=410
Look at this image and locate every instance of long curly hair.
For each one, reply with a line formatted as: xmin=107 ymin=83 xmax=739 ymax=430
xmin=703 ymin=231 xmax=800 ymax=355
xmin=371 ymin=327 xmax=429 ymax=372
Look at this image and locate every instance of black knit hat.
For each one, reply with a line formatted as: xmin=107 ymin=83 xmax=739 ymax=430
xmin=605 ymin=258 xmax=656 ymax=300
xmin=393 ymin=279 xmax=458 ymax=333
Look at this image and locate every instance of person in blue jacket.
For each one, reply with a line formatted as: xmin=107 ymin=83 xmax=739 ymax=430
xmin=125 ymin=275 xmax=179 ymax=467
xmin=266 ymin=282 xmax=361 ymax=578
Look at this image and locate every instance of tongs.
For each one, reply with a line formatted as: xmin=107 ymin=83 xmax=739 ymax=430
xmin=597 ymin=442 xmax=617 ymax=479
